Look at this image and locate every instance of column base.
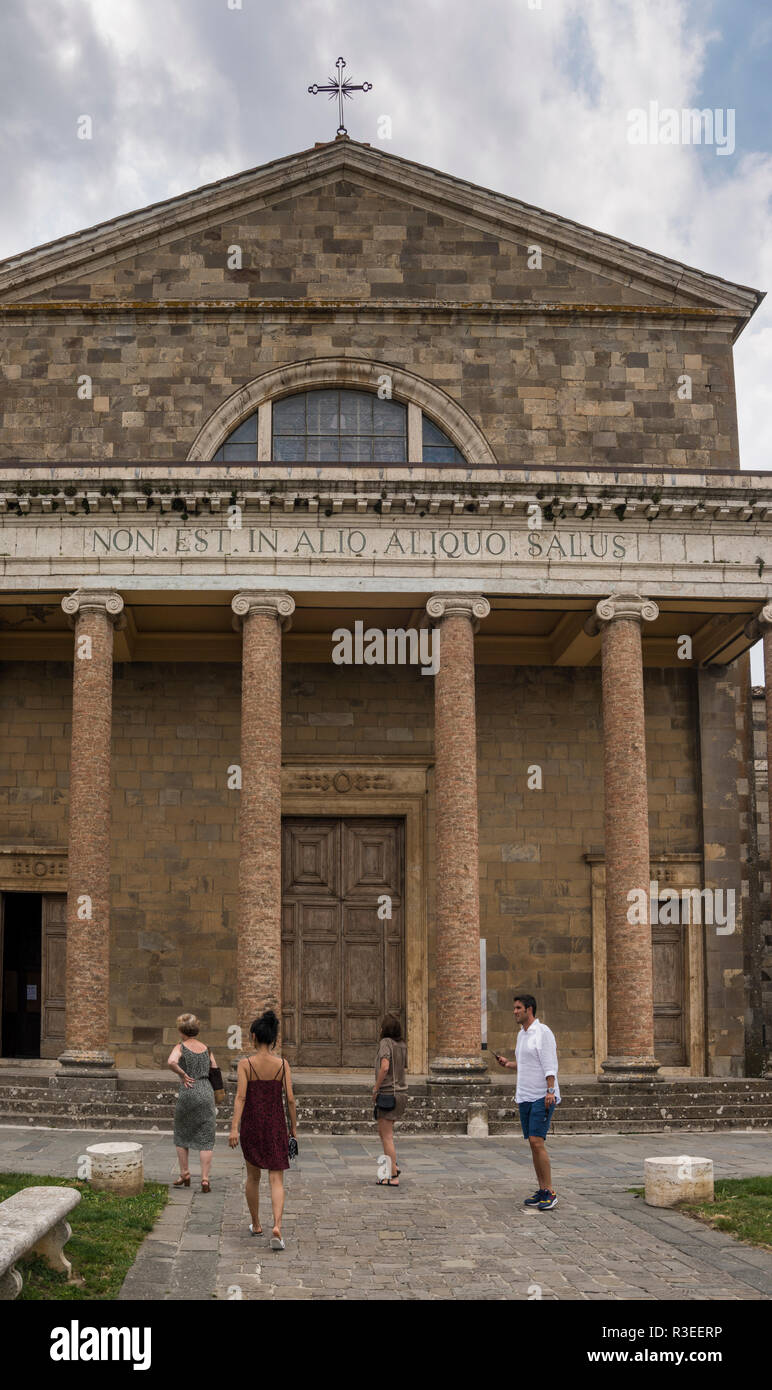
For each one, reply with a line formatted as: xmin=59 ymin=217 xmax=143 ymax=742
xmin=53 ymin=1050 xmax=117 ymax=1095
xmin=600 ymin=1056 xmax=662 ymax=1082
xmin=428 ymin=1055 xmax=490 ymax=1084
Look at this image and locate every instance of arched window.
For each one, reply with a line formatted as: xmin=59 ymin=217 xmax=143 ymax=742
xmin=211 ymin=388 xmax=465 ymax=463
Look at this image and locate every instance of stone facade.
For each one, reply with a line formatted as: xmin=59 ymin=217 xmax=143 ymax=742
xmin=0 ymin=143 xmax=756 ymax=473
xmin=0 ymin=654 xmax=713 ymax=1071
xmin=0 ymin=137 xmax=769 ymax=1081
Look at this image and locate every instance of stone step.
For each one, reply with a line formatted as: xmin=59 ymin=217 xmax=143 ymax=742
xmin=1 ymin=1106 xmax=769 ymax=1137
xmin=4 ymin=1090 xmax=772 ymax=1117
xmin=2 ymin=1077 xmax=770 ymax=1101
xmin=2 ymin=1081 xmax=771 ymax=1104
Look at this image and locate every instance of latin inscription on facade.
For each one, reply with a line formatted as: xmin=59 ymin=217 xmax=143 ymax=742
xmin=0 ymin=523 xmax=631 ymax=562
xmin=87 ymin=526 xmax=628 ymax=560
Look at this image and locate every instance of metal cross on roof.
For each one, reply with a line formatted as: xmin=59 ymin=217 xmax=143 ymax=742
xmin=308 ymin=56 xmax=372 ymax=138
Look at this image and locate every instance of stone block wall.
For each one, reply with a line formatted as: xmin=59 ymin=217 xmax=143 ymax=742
xmin=0 ymin=184 xmax=740 ymax=470
xmin=0 ymin=656 xmax=703 ymax=1072
xmin=477 ymin=665 xmax=701 ymax=1070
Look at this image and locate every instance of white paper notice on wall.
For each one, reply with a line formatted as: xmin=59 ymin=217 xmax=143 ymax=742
xmin=26 ymin=984 xmax=37 ymax=1001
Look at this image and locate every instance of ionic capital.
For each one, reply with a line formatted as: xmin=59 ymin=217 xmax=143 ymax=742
xmin=426 ymin=593 xmax=490 ymax=631
xmin=231 ymin=590 xmax=295 ymax=632
xmin=586 ymin=591 xmax=659 ymax=635
xmin=752 ymin=602 xmax=772 ymax=635
xmin=61 ymin=589 xmax=125 ymax=630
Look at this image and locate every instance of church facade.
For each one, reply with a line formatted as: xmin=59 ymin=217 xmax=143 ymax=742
xmin=0 ymin=137 xmax=770 ymax=1083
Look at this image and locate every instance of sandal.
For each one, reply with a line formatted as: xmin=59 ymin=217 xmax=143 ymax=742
xmin=173 ymin=1173 xmax=190 ymax=1188
xmin=201 ymin=1179 xmax=211 ymax=1193
xmin=249 ymin=1222 xmax=263 ymax=1236
xmin=270 ymin=1235 xmax=285 ymax=1251
xmin=376 ymin=1177 xmax=399 ymax=1186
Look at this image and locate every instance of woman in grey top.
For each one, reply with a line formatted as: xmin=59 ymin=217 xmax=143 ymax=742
xmin=373 ymin=1014 xmax=408 ymax=1187
xmin=168 ymin=1013 xmax=217 ymax=1192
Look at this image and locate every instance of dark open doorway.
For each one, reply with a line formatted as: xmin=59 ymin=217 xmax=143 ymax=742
xmin=1 ymin=892 xmax=42 ymax=1058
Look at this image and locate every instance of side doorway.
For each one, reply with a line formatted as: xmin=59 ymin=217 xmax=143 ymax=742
xmin=0 ymin=892 xmax=66 ymax=1059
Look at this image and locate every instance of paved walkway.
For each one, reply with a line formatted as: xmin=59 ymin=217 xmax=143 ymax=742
xmin=1 ymin=1126 xmax=770 ymax=1300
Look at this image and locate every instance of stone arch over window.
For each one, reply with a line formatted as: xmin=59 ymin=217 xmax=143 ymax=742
xmin=186 ymin=357 xmax=497 ymax=465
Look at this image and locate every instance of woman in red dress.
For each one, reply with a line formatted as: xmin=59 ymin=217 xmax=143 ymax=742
xmin=229 ymin=1009 xmax=298 ymax=1250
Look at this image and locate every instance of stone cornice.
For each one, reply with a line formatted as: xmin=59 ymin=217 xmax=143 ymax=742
xmin=2 ymin=471 xmax=772 ymax=522
xmin=0 ymin=300 xmax=732 ymax=324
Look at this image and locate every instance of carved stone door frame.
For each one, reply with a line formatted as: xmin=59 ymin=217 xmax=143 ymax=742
xmin=586 ymin=852 xmax=706 ymax=1077
xmin=282 ymin=760 xmax=429 ymax=1072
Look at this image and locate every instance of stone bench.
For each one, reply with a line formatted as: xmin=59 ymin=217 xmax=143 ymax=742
xmin=0 ymin=1185 xmax=81 ymax=1299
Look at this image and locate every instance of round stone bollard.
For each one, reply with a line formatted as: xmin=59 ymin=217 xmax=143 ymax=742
xmin=644 ymin=1155 xmax=714 ymax=1208
xmin=86 ymin=1142 xmax=144 ymax=1196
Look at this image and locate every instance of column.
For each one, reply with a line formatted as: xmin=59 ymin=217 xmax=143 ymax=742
xmin=231 ymin=591 xmax=295 ymax=1048
xmin=593 ymin=592 xmax=660 ymax=1080
xmin=757 ymin=605 xmax=772 ymax=869
xmin=58 ymin=589 xmax=124 ymax=1075
xmin=425 ymin=593 xmax=490 ymax=1078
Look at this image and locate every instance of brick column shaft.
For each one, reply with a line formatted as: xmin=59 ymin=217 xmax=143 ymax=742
xmin=763 ymin=626 xmax=772 ymax=849
xmin=232 ymin=592 xmax=294 ymax=1046
xmin=426 ymin=594 xmax=490 ymax=1078
xmin=595 ymin=593 xmax=660 ymax=1079
xmin=60 ymin=590 xmax=124 ymax=1070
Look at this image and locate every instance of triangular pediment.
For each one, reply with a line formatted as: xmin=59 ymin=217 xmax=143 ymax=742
xmin=0 ymin=139 xmax=761 ymax=321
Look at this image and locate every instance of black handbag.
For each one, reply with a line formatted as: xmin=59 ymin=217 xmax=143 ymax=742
xmin=207 ymin=1049 xmax=225 ymax=1104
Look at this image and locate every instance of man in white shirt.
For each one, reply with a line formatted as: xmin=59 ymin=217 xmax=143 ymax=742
xmin=494 ymin=993 xmax=560 ymax=1211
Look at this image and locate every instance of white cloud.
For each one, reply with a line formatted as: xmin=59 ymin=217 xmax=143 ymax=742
xmin=0 ymin=0 xmax=769 ymax=467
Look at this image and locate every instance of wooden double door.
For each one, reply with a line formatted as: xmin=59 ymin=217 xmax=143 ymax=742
xmin=281 ymin=818 xmax=404 ymax=1067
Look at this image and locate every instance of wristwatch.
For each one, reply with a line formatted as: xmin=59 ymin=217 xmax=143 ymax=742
xmin=546 ymin=1086 xmax=555 ymax=1094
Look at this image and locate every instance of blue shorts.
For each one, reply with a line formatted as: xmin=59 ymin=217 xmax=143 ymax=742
xmin=518 ymin=1097 xmax=555 ymax=1140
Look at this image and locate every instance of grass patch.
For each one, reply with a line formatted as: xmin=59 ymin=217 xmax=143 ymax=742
xmin=0 ymin=1171 xmax=168 ymax=1300
xmin=629 ymin=1176 xmax=772 ymax=1251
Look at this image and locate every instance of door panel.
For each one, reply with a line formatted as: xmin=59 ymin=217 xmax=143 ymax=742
xmin=297 ymin=901 xmax=340 ymax=1066
xmin=41 ymin=894 xmax=67 ymax=1059
xmin=342 ymin=819 xmax=401 ymax=897
xmin=282 ymin=821 xmax=338 ymax=897
xmin=652 ymin=922 xmax=686 ymax=1066
xmin=282 ymin=818 xmax=404 ymax=1066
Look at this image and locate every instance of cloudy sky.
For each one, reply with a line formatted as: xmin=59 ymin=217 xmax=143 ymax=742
xmin=1 ymin=0 xmax=770 ymax=663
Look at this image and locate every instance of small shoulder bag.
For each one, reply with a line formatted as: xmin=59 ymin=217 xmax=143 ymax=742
xmin=207 ymin=1049 xmax=226 ymax=1105
xmin=278 ymin=1059 xmax=299 ymax=1160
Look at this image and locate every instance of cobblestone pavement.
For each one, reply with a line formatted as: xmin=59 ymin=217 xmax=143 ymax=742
xmin=1 ymin=1126 xmax=770 ymax=1301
